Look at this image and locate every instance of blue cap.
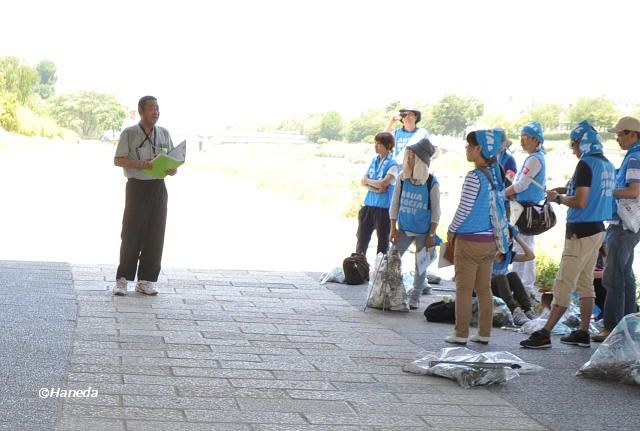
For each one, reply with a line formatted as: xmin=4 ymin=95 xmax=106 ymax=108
xmin=521 ymin=121 xmax=544 ymax=145
xmin=571 ymin=120 xmax=603 ymax=156
xmin=475 ymin=129 xmax=504 ymax=161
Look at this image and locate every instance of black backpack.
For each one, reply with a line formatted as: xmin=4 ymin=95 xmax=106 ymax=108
xmin=343 ymin=253 xmax=370 ymax=285
xmin=424 ymin=300 xmax=456 ymax=323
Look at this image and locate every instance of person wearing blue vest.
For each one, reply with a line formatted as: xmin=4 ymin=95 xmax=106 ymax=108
xmin=389 ymin=138 xmax=440 ymax=310
xmin=385 ymin=107 xmax=430 ymax=164
xmin=504 ymin=122 xmax=546 ymax=295
xmin=445 ymin=129 xmax=508 ymax=345
xmin=592 ymin=116 xmax=640 ymax=343
xmin=355 ymin=132 xmax=400 ymax=258
xmin=497 ymin=136 xmax=517 ymax=218
xmin=521 ymin=121 xmax=615 ymax=349
xmin=491 ymin=224 xmax=536 ymax=326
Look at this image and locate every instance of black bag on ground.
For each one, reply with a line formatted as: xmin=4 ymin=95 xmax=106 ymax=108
xmin=343 ymin=253 xmax=370 ymax=285
xmin=515 ymin=200 xmax=556 ymax=236
xmin=424 ymin=300 xmax=456 ymax=323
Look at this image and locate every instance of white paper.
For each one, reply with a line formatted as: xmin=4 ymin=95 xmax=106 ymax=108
xmin=510 ymin=201 xmax=524 ymax=224
xmin=416 ymin=247 xmax=428 ymax=276
xmin=168 ymin=140 xmax=186 ymax=162
xmin=438 ymin=243 xmax=453 ymax=268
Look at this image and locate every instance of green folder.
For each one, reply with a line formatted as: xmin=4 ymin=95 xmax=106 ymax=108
xmin=142 ymin=140 xmax=186 ymax=179
xmin=142 ymin=154 xmax=184 ymax=179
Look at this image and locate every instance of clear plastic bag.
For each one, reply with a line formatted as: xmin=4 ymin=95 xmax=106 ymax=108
xmin=492 ymin=296 xmax=514 ymax=327
xmin=319 ymin=266 xmax=345 ymax=284
xmin=403 ymin=347 xmax=543 ymax=389
xmin=578 ymin=313 xmax=640 ymax=385
xmin=365 ymin=250 xmax=408 ymax=311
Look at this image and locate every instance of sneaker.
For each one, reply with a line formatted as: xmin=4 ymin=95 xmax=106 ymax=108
xmin=469 ymin=334 xmax=490 ymax=345
xmin=427 ymin=273 xmax=442 ymax=285
xmin=524 ymin=309 xmax=538 ymax=320
xmin=135 ymin=280 xmax=158 ymax=296
xmin=444 ymin=334 xmax=467 ymax=345
xmin=421 ymin=286 xmax=432 ymax=295
xmin=113 ymin=277 xmax=127 ymax=296
xmin=512 ymin=307 xmax=530 ymax=326
xmin=591 ymin=330 xmax=611 ymax=343
xmin=409 ymin=297 xmax=420 ymax=310
xmin=520 ymin=329 xmax=551 ymax=349
xmin=560 ymin=329 xmax=590 ymax=347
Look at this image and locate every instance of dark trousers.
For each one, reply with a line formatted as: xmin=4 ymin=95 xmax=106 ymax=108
xmin=491 ymin=272 xmax=532 ymax=312
xmin=355 ymin=205 xmax=390 ymax=256
xmin=116 ymin=179 xmax=168 ymax=282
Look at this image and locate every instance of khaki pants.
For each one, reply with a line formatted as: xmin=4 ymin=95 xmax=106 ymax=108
xmin=453 ymin=238 xmax=497 ymax=338
xmin=552 ymin=232 xmax=604 ymax=308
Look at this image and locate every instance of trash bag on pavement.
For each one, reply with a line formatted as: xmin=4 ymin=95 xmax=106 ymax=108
xmin=493 ymin=296 xmax=514 ymax=327
xmin=403 ymin=347 xmax=543 ymax=389
xmin=578 ymin=313 xmax=640 ymax=386
xmin=365 ymin=249 xmax=409 ymax=311
xmin=319 ymin=266 xmax=345 ymax=284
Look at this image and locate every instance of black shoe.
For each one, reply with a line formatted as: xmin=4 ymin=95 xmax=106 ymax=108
xmin=520 ymin=329 xmax=551 ymax=349
xmin=560 ymin=329 xmax=590 ymax=347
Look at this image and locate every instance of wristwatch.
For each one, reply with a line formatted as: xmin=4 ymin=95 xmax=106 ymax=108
xmin=554 ymin=194 xmax=562 ymax=205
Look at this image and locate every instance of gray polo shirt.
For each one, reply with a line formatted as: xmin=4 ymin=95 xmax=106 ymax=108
xmin=115 ymin=124 xmax=174 ymax=180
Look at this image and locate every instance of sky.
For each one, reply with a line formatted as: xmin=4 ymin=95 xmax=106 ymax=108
xmin=2 ymin=0 xmax=639 ymax=135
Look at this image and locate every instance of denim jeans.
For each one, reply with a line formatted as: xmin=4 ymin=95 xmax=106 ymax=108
xmin=393 ymin=230 xmax=436 ymax=300
xmin=602 ymin=224 xmax=640 ymax=331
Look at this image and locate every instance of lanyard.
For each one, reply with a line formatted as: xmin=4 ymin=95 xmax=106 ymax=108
xmin=136 ymin=124 xmax=157 ymax=159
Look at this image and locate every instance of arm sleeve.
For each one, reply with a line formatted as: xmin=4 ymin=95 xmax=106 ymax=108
xmin=574 ymin=160 xmax=592 ymax=188
xmin=429 ymin=182 xmax=441 ymax=224
xmin=513 ymin=155 xmax=543 ymax=194
xmin=448 ymin=172 xmax=480 ymax=232
xmin=389 ymin=177 xmax=402 ymax=220
xmin=625 ymin=156 xmax=640 ymax=184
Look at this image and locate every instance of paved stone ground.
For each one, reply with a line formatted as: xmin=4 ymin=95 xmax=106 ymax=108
xmin=329 ymin=280 xmax=640 ymax=431
xmin=0 ymin=261 xmax=76 ymax=431
xmin=2 ymin=260 xmax=639 ymax=430
xmin=59 ymin=264 xmax=546 ymax=431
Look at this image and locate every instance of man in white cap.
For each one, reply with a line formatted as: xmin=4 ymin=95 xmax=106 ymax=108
xmin=592 ymin=116 xmax=640 ymax=342
xmin=385 ymin=107 xmax=430 ymax=163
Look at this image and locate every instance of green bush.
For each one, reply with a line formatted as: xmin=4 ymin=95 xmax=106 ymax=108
xmin=535 ymin=252 xmax=560 ymax=291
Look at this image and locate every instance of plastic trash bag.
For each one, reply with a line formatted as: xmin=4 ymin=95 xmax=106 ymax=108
xmin=578 ymin=313 xmax=640 ymax=386
xmin=365 ymin=250 xmax=409 ymax=311
xmin=403 ymin=347 xmax=543 ymax=389
xmin=493 ymin=296 xmax=514 ymax=327
xmin=520 ymin=308 xmax=572 ymax=335
xmin=319 ymin=266 xmax=345 ymax=284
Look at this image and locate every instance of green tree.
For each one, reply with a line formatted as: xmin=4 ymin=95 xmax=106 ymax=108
xmin=0 ymin=90 xmax=19 ymax=132
xmin=430 ymin=94 xmax=483 ymax=136
xmin=319 ymin=110 xmax=343 ymax=141
xmin=0 ymin=56 xmax=38 ymax=104
xmin=34 ymin=60 xmax=57 ymax=99
xmin=50 ymin=91 xmax=127 ymax=139
xmin=521 ymin=103 xmax=564 ymax=132
xmin=568 ymin=96 xmax=618 ymax=130
xmin=345 ymin=108 xmax=385 ymax=142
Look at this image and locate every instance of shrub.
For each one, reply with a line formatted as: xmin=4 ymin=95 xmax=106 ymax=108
xmin=535 ymin=252 xmax=560 ymax=291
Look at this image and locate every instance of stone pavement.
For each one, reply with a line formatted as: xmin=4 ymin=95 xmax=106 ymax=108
xmin=1 ymin=260 xmax=638 ymax=430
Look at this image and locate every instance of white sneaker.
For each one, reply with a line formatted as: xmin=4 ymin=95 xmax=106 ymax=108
xmin=113 ymin=277 xmax=127 ymax=296
xmin=444 ymin=334 xmax=467 ymax=345
xmin=135 ymin=280 xmax=158 ymax=296
xmin=512 ymin=307 xmax=530 ymax=326
xmin=469 ymin=334 xmax=490 ymax=344
xmin=409 ymin=297 xmax=420 ymax=310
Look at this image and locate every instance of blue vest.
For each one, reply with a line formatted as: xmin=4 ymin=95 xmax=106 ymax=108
xmin=363 ymin=154 xmax=397 ymax=208
xmin=616 ymin=142 xmax=640 ymax=189
xmin=397 ymin=176 xmax=438 ymax=234
xmin=492 ymin=250 xmax=515 ymax=277
xmin=567 ymin=156 xmax=616 ymax=223
xmin=515 ymin=151 xmax=546 ymax=203
xmin=393 ymin=127 xmax=428 ymax=161
xmin=457 ymin=170 xmax=493 ymax=234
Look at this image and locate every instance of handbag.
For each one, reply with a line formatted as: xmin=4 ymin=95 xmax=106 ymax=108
xmin=515 ymin=199 xmax=556 ymax=235
xmin=514 ymin=176 xmax=556 ymax=236
xmin=617 ymin=198 xmax=640 ymax=233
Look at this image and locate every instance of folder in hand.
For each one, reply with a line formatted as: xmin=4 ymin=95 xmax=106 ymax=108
xmin=143 ymin=140 xmax=186 ymax=179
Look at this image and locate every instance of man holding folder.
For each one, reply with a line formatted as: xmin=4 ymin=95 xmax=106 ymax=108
xmin=113 ymin=95 xmax=178 ymax=296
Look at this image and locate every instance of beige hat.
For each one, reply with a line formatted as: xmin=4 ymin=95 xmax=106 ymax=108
xmin=608 ymin=116 xmax=640 ymax=133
